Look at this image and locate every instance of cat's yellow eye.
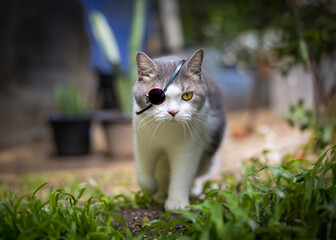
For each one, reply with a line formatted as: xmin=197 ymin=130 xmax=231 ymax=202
xmin=182 ymin=92 xmax=193 ymax=101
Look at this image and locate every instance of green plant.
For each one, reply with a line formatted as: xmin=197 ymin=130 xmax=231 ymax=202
xmin=54 ymin=85 xmax=91 ymax=116
xmin=89 ymin=0 xmax=147 ymax=116
xmin=180 ymin=0 xmax=336 ymax=118
xmin=288 ymin=100 xmax=336 ymax=152
xmin=1 ymin=146 xmax=335 ymax=239
xmin=0 ymin=184 xmax=155 ymax=239
xmin=139 ymin=146 xmax=336 ymax=239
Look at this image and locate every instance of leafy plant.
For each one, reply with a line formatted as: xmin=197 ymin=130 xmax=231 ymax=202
xmin=288 ymin=100 xmax=336 ymax=152
xmin=54 ymin=85 xmax=91 ymax=116
xmin=89 ymin=0 xmax=147 ymax=116
xmin=140 ymin=146 xmax=336 ymax=239
xmin=180 ymin=0 xmax=336 ymax=117
xmin=1 ymin=146 xmax=335 ymax=239
xmin=0 ymin=184 xmax=155 ymax=239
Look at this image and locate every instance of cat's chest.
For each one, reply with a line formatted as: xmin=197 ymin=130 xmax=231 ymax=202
xmin=134 ymin=118 xmax=205 ymax=148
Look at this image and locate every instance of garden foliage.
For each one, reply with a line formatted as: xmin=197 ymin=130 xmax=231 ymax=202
xmin=1 ymin=146 xmax=335 ymax=239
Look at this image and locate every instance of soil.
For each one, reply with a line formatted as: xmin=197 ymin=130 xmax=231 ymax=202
xmin=0 ymin=109 xmax=311 ymax=232
xmin=112 ymin=205 xmax=165 ymax=236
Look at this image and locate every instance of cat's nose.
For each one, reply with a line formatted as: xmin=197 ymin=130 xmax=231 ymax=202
xmin=168 ymin=110 xmax=179 ymax=117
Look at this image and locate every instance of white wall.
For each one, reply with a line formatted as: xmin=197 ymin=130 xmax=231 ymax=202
xmin=270 ymin=66 xmax=314 ymax=115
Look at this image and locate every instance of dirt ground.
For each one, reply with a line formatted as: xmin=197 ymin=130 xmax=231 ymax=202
xmin=0 ymin=109 xmax=311 ymax=233
xmin=0 ymin=109 xmax=310 ymax=192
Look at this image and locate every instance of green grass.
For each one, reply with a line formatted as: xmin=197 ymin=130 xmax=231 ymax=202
xmin=1 ymin=146 xmax=335 ymax=239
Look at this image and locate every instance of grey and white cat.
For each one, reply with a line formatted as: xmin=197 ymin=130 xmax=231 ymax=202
xmin=133 ymin=49 xmax=226 ymax=210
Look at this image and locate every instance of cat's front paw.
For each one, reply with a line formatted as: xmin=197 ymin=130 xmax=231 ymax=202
xmin=164 ymin=198 xmax=189 ymax=211
xmin=138 ymin=175 xmax=158 ymax=194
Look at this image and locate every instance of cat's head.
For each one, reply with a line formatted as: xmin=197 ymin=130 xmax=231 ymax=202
xmin=133 ymin=49 xmax=207 ymax=122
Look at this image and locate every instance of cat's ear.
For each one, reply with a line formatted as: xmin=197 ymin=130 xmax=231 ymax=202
xmin=186 ymin=49 xmax=204 ymax=77
xmin=136 ymin=52 xmax=156 ymax=81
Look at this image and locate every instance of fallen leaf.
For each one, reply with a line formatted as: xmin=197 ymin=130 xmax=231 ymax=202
xmin=141 ymin=216 xmax=149 ymax=223
xmin=231 ymin=126 xmax=250 ymax=138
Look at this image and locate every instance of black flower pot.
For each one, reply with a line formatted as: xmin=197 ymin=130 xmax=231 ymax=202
xmin=49 ymin=112 xmax=92 ymax=156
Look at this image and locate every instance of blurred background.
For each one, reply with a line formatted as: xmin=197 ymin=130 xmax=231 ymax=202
xmin=0 ymin=0 xmax=335 ymax=192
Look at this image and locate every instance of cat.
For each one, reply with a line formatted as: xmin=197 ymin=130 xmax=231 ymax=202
xmin=132 ymin=49 xmax=226 ymax=210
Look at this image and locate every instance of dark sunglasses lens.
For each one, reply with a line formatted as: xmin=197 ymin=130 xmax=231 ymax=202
xmin=148 ymin=88 xmax=165 ymax=105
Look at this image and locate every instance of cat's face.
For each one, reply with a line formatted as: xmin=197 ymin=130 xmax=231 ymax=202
xmin=133 ymin=49 xmax=207 ymax=123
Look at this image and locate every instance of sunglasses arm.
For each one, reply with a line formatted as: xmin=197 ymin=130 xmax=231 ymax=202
xmin=135 ymin=59 xmax=185 ymax=115
xmin=135 ymin=104 xmax=153 ymax=115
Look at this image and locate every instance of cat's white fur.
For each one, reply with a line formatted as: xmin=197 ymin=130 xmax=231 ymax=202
xmin=133 ymin=84 xmax=221 ymax=210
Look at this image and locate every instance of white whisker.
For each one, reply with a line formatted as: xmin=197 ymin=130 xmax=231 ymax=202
xmin=150 ymin=121 xmax=162 ymax=145
xmin=189 ymin=121 xmax=202 ymax=140
xmin=182 ymin=121 xmax=187 ymax=144
xmin=137 ymin=115 xmax=153 ymax=130
xmin=190 ymin=120 xmax=212 ymax=139
xmin=185 ymin=121 xmax=195 ymax=141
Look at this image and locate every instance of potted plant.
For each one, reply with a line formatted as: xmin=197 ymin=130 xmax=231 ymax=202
xmin=49 ymin=85 xmax=92 ymax=156
xmin=88 ymin=8 xmax=147 ymax=157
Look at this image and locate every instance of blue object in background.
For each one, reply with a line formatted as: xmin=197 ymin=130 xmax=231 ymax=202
xmin=201 ymin=48 xmax=253 ymax=110
xmin=80 ymin=0 xmax=153 ymax=75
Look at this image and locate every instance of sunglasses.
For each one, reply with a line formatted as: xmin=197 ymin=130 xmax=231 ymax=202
xmin=136 ymin=59 xmax=186 ymax=115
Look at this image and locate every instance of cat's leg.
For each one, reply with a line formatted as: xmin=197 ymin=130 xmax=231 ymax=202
xmin=190 ymin=178 xmax=204 ymax=197
xmin=134 ymin=140 xmax=158 ymax=194
xmin=191 ymin=155 xmax=219 ymax=196
xmin=154 ymin=157 xmax=170 ymax=204
xmin=165 ymin=148 xmax=203 ymax=210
